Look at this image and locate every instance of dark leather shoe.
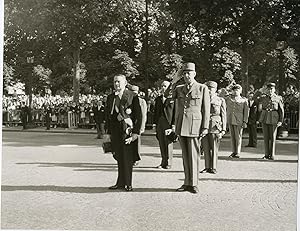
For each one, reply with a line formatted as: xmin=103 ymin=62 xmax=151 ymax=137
xmin=162 ymin=165 xmax=171 ymax=169
xmin=209 ymin=169 xmax=217 ymax=174
xmin=200 ymin=168 xmax=210 ymax=173
xmin=261 ymin=156 xmax=270 ymax=160
xmin=109 ymin=185 xmax=124 ymax=190
xmin=156 ymin=165 xmax=162 ymax=169
xmin=189 ymin=186 xmax=199 ymax=194
xmin=229 ymin=153 xmax=240 ymax=158
xmin=125 ymin=186 xmax=133 ymax=191
xmin=176 ymin=185 xmax=188 ymax=192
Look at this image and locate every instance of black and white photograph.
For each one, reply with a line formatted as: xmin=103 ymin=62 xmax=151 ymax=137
xmin=1 ymin=0 xmax=299 ymax=230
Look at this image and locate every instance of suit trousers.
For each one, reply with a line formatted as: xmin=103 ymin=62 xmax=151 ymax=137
xmin=262 ymin=123 xmax=278 ymax=158
xmin=116 ymin=142 xmax=135 ymax=187
xmin=247 ymin=123 xmax=257 ymax=146
xmin=96 ymin=122 xmax=105 ymax=138
xmin=202 ymin=134 xmax=220 ymax=170
xmin=156 ymin=121 xmax=173 ymax=167
xmin=111 ymin=121 xmax=135 ymax=187
xmin=229 ymin=124 xmax=243 ymax=155
xmin=179 ymin=136 xmax=201 ymax=186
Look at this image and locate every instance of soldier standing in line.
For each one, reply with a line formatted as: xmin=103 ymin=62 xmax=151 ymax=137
xmin=226 ymin=84 xmax=249 ymax=158
xmin=258 ymin=83 xmax=284 ymax=160
xmin=200 ymin=81 xmax=226 ymax=174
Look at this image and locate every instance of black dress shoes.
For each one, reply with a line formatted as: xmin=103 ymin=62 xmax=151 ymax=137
xmin=108 ymin=185 xmax=124 ymax=190
xmin=229 ymin=153 xmax=240 ymax=158
xmin=189 ymin=186 xmax=199 ymax=194
xmin=200 ymin=168 xmax=210 ymax=173
xmin=162 ymin=165 xmax=171 ymax=169
xmin=125 ymin=185 xmax=133 ymax=191
xmin=209 ymin=169 xmax=217 ymax=174
xmin=176 ymin=185 xmax=188 ymax=192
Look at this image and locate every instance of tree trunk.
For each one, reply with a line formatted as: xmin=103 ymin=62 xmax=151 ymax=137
xmin=73 ymin=47 xmax=80 ymax=103
xmin=241 ymin=43 xmax=249 ymax=96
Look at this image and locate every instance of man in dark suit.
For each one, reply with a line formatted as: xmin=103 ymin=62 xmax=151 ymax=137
xmin=92 ymin=98 xmax=106 ymax=139
xmin=173 ymin=62 xmax=210 ymax=194
xmin=154 ymin=80 xmax=176 ymax=169
xmin=246 ymin=91 xmax=259 ymax=147
xmin=20 ymin=101 xmax=29 ymax=130
xmin=105 ymin=74 xmax=142 ymax=191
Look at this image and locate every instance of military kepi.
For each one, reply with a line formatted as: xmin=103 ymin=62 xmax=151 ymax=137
xmin=231 ymin=84 xmax=242 ymax=90
xmin=266 ymin=82 xmax=276 ymax=88
xmin=182 ymin=62 xmax=195 ymax=71
xmin=205 ymin=81 xmax=218 ymax=88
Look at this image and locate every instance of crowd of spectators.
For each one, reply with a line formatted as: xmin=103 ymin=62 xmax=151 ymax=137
xmin=2 ymin=83 xmax=299 ymax=130
xmin=2 ymin=87 xmax=161 ymax=129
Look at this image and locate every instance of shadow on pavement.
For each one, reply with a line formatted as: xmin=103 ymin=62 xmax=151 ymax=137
xmin=218 ymin=157 xmax=298 ymax=163
xmin=1 ymin=185 xmax=175 ymax=193
xmin=199 ymin=178 xmax=297 ymax=183
xmin=15 ymin=162 xmax=183 ymax=173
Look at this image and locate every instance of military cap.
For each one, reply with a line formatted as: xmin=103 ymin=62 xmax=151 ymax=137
xmin=182 ymin=62 xmax=195 ymax=71
xmin=266 ymin=82 xmax=276 ymax=88
xmin=231 ymin=84 xmax=242 ymax=90
xmin=205 ymin=81 xmax=218 ymax=88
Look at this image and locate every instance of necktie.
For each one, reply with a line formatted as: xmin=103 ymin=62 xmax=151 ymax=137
xmin=115 ymin=95 xmax=120 ymax=113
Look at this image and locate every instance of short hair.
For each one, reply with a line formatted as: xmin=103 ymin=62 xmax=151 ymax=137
xmin=114 ymin=74 xmax=127 ymax=81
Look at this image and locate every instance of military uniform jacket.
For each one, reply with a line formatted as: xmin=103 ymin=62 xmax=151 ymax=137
xmin=258 ymin=94 xmax=284 ymax=125
xmin=208 ymin=95 xmax=226 ymax=133
xmin=226 ymin=95 xmax=249 ymax=126
xmin=173 ymin=81 xmax=210 ymax=137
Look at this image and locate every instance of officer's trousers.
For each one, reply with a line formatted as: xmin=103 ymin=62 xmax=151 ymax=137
xmin=229 ymin=124 xmax=243 ymax=155
xmin=262 ymin=123 xmax=278 ymax=158
xmin=179 ymin=136 xmax=201 ymax=186
xmin=202 ymin=133 xmax=220 ymax=170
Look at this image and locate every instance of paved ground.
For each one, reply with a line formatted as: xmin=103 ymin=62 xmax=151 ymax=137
xmin=1 ymin=131 xmax=299 ymax=231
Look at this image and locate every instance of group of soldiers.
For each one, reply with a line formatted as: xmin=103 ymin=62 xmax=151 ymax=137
xmin=152 ymin=62 xmax=284 ymax=193
xmin=104 ymin=62 xmax=284 ymax=194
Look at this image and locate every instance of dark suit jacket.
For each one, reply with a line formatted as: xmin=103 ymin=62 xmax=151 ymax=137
xmin=248 ymin=100 xmax=259 ymax=125
xmin=153 ymin=95 xmax=175 ymax=127
xmin=92 ymin=105 xmax=105 ymax=124
xmin=106 ymin=89 xmax=142 ymax=161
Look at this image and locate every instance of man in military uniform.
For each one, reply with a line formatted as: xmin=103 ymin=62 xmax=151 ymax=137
xmin=226 ymin=84 xmax=249 ymax=158
xmin=200 ymin=81 xmax=226 ymax=174
xmin=173 ymin=62 xmax=210 ymax=194
xmin=258 ymin=83 xmax=284 ymax=160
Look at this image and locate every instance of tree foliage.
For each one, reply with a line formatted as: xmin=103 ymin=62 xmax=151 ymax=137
xmin=4 ymin=0 xmax=300 ymax=98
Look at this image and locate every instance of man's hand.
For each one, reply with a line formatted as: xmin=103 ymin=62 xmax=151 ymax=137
xmin=171 ymin=69 xmax=183 ymax=84
xmin=242 ymin=122 xmax=247 ymax=128
xmin=200 ymin=129 xmax=208 ymax=138
xmin=165 ymin=129 xmax=173 ymax=136
xmin=216 ymin=131 xmax=226 ymax=139
xmin=125 ymin=133 xmax=138 ymax=144
xmin=277 ymin=122 xmax=282 ymax=127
